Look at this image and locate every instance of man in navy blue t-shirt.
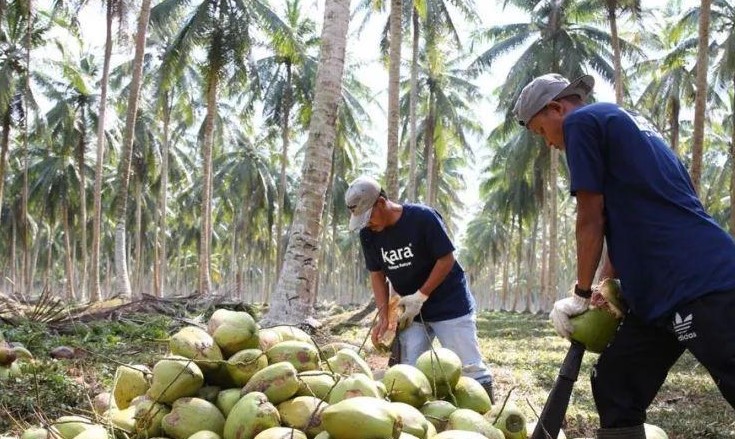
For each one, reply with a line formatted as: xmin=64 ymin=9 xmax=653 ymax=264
xmin=514 ymin=73 xmax=735 ymax=438
xmin=345 ymin=176 xmax=494 ymax=401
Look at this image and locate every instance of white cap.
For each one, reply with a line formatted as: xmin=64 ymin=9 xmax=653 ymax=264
xmin=513 ymin=74 xmax=595 ymax=127
xmin=345 ymin=176 xmax=382 ymax=231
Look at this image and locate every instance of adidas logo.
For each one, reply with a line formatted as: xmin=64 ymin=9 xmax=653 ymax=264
xmin=673 ymin=313 xmax=697 ymax=341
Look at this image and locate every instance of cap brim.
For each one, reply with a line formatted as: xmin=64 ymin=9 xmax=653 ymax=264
xmin=554 ymin=74 xmax=595 ymax=101
xmin=348 ymin=207 xmax=373 ymax=231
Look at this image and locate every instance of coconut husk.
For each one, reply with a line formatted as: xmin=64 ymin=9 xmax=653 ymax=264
xmin=373 ymin=295 xmax=403 ymax=352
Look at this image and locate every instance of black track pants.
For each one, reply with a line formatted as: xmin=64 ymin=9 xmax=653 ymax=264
xmin=591 ymin=289 xmax=735 ymax=427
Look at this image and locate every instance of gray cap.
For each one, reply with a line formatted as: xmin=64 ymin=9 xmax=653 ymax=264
xmin=345 ymin=176 xmax=382 ymax=231
xmin=513 ymin=74 xmax=595 ymax=127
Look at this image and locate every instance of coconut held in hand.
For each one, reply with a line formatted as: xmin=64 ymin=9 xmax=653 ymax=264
xmin=569 ymin=278 xmax=625 ymax=353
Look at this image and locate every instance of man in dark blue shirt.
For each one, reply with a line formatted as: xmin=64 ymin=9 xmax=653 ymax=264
xmin=514 ymin=73 xmax=735 ymax=438
xmin=346 ymin=176 xmax=494 ymax=401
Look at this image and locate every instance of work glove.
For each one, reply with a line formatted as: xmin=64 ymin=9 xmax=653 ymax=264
xmin=398 ymin=290 xmax=428 ymax=327
xmin=549 ymin=294 xmax=590 ymax=339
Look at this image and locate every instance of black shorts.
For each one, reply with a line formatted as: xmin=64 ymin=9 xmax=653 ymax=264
xmin=590 ymin=289 xmax=735 ymax=427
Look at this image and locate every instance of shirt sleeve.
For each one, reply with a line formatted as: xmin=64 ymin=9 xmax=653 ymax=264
xmin=564 ymin=112 xmax=605 ymax=196
xmin=424 ymin=208 xmax=456 ymax=259
xmin=359 ymin=229 xmax=382 ymax=272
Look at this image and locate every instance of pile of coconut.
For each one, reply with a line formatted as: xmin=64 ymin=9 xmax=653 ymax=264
xmin=0 ymin=331 xmax=34 ymax=379
xmin=12 ymin=303 xmax=668 ymax=439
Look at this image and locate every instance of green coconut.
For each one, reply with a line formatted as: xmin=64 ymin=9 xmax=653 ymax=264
xmin=50 ymin=416 xmax=95 ymax=439
xmin=147 ymin=356 xmax=204 ymax=404
xmin=188 ymin=432 xmax=222 ymax=439
xmin=433 ymin=431 xmax=494 ymax=439
xmin=223 ymin=392 xmax=281 ymax=439
xmin=296 ymin=371 xmax=338 ymax=400
xmin=271 ymin=326 xmax=313 ymax=344
xmin=11 ymin=346 xmax=33 ymax=361
xmin=170 ymin=326 xmax=224 ymax=370
xmin=243 ymin=361 xmax=300 ymax=405
xmin=226 ymin=349 xmax=268 ymax=386
xmin=644 ymin=423 xmax=669 ymax=439
xmin=208 ymin=309 xmax=259 ymax=357
xmin=447 ymin=409 xmax=503 ymax=438
xmin=0 ymin=365 xmax=10 ymax=380
xmin=0 ymin=344 xmax=17 ymax=367
xmin=112 ymin=364 xmax=150 ymax=409
xmin=415 ymin=348 xmax=463 ymax=398
xmin=420 ymin=400 xmax=457 ymax=431
xmin=318 ymin=343 xmax=362 ymax=360
xmin=390 ymin=402 xmax=433 ymax=439
xmin=486 ymin=403 xmax=526 ymax=439
xmin=258 ymin=329 xmax=283 ymax=352
xmin=71 ymin=426 xmax=109 ymax=439
xmin=162 ymin=397 xmax=225 ymax=439
xmin=325 ymin=349 xmax=373 ymax=379
xmin=382 ymin=364 xmax=432 ymax=408
xmin=569 ymin=308 xmax=620 ymax=353
xmin=253 ymin=428 xmax=307 ymax=439
xmin=216 ymin=388 xmax=243 ymax=417
xmin=266 ymin=341 xmax=320 ymax=372
xmin=398 ymin=434 xmax=420 ymax=439
xmin=321 ymin=397 xmax=401 ymax=439
xmin=328 ymin=373 xmax=382 ymax=403
xmin=20 ymin=428 xmax=47 ymax=439
xmin=134 ymin=398 xmax=171 ymax=437
xmin=107 ymin=406 xmax=137 ymax=432
xmin=277 ymin=396 xmax=328 ymax=437
xmin=313 ymin=433 xmax=331 ymax=439
xmin=451 ymin=376 xmax=492 ymax=414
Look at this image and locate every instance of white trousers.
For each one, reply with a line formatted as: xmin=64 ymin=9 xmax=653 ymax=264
xmin=398 ymin=312 xmax=493 ymax=384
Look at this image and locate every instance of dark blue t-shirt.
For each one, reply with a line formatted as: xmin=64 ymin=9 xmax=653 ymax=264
xmin=564 ymin=102 xmax=735 ymax=322
xmin=359 ymin=204 xmax=475 ymax=322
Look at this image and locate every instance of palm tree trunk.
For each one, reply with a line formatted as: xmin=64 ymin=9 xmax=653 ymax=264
xmin=76 ymin=131 xmax=88 ymax=301
xmin=62 ymin=205 xmax=76 ymax=301
xmin=154 ymin=92 xmax=171 ymax=298
xmin=669 ymin=96 xmax=680 ymax=154
xmin=690 ymin=0 xmax=712 ymax=194
xmin=408 ymin=7 xmax=419 ymax=201
xmin=134 ymin=183 xmax=143 ymax=296
xmin=22 ymin=0 xmax=32 ymax=295
xmin=730 ymin=77 xmax=735 ymax=237
xmin=91 ymin=0 xmax=114 ymax=302
xmin=276 ymin=63 xmax=293 ymax=278
xmin=261 ymin=0 xmax=350 ymax=325
xmin=384 ymin=0 xmax=402 ymax=199
xmin=0 ymin=111 xmax=10 ymax=224
xmin=425 ymin=98 xmax=436 ymax=205
xmin=113 ymin=0 xmax=152 ymax=298
xmin=607 ymin=3 xmax=624 ymax=105
xmin=199 ymin=68 xmax=219 ymax=296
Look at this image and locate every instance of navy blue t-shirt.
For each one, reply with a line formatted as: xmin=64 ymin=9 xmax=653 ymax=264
xmin=359 ymin=204 xmax=475 ymax=322
xmin=564 ymin=102 xmax=735 ymax=322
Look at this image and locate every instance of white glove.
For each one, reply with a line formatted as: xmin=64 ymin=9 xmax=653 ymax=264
xmin=549 ymin=295 xmax=590 ymax=339
xmin=398 ymin=291 xmax=428 ymax=327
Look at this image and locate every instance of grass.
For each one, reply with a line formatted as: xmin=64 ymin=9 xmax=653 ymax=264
xmin=1 ymin=310 xmax=733 ymax=438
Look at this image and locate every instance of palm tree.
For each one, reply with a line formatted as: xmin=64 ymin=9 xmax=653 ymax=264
xmin=262 ymin=0 xmax=351 ymax=325
xmin=151 ymin=0 xmax=290 ymax=295
xmin=603 ymin=0 xmax=641 ymax=104
xmin=384 ymin=0 xmax=402 ymax=199
xmin=690 ymin=0 xmax=713 ymax=193
xmin=631 ymin=14 xmax=697 ymax=154
xmin=469 ymin=0 xmax=626 ymax=304
xmin=35 ymin=48 xmax=100 ymax=300
xmin=112 ymin=0 xmax=152 ymax=298
xmin=251 ymin=0 xmax=319 ymax=279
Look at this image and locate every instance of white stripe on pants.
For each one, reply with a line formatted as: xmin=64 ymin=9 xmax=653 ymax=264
xmin=398 ymin=311 xmax=493 ymax=384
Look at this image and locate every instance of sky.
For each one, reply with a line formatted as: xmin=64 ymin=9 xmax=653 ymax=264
xmin=68 ymin=0 xmax=669 ymax=242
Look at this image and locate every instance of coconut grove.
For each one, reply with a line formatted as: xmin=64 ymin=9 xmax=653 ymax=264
xmin=1 ymin=0 xmax=735 ymax=438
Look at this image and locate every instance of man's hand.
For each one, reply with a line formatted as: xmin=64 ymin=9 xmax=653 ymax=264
xmin=371 ymin=315 xmax=389 ymax=348
xmin=398 ymin=291 xmax=428 ymax=327
xmin=549 ymin=295 xmax=590 ymax=339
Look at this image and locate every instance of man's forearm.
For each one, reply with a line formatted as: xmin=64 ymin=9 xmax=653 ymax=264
xmin=419 ymin=253 xmax=455 ymax=297
xmin=370 ymin=271 xmax=390 ymax=317
xmin=576 ymin=192 xmax=605 ymax=291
